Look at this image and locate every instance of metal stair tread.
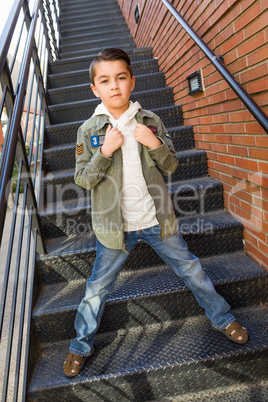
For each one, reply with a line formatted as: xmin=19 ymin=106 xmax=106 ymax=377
xmin=59 ymin=36 xmax=134 ymax=53
xmin=60 ymin=42 xmax=136 ymax=59
xmin=41 ymin=148 xmax=205 ymax=183
xmin=39 ymin=210 xmax=242 ymax=257
xmin=49 ymin=46 xmax=153 ymax=68
xmin=44 ymin=125 xmax=192 ymax=150
xmin=27 ymin=304 xmax=268 ymax=394
xmin=60 ymin=28 xmax=131 ymax=45
xmin=33 ymin=252 xmax=267 ymax=317
xmin=168 ymin=380 xmax=268 ymax=401
xmin=48 ymin=59 xmax=159 ymax=85
xmin=43 ymin=130 xmax=194 ymax=153
xmin=48 ymin=87 xmax=174 ymax=111
xmin=40 ymin=176 xmax=222 ymax=215
xmin=44 ymin=105 xmax=182 ymax=134
xmin=48 ymin=72 xmax=165 ymax=96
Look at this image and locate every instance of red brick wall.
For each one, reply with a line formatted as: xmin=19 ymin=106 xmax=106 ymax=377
xmin=118 ymin=0 xmax=268 ymax=270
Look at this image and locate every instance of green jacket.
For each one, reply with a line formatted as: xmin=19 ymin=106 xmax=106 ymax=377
xmin=74 ymin=108 xmax=179 ymax=249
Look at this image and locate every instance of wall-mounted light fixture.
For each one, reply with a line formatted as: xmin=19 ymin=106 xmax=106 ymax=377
xmin=134 ymin=4 xmax=140 ymax=23
xmin=187 ymin=69 xmax=204 ymax=95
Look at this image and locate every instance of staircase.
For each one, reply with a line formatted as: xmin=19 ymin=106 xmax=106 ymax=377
xmin=26 ymin=0 xmax=268 ymax=400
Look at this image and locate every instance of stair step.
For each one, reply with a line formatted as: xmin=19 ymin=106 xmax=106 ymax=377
xmin=42 ymin=148 xmax=207 ymax=208
xmin=44 ymin=106 xmax=184 ymax=147
xmin=48 ymin=72 xmax=166 ymax=105
xmin=48 ymin=59 xmax=160 ymax=89
xmin=27 ymin=304 xmax=268 ymax=401
xmin=169 ymin=381 xmax=268 ymax=401
xmin=61 ymin=19 xmax=128 ymax=38
xmin=60 ymin=42 xmax=136 ymax=60
xmin=43 ymin=125 xmax=194 ymax=174
xmin=38 ymin=210 xmax=243 ymax=257
xmin=60 ymin=2 xmax=120 ymax=19
xmin=59 ymin=8 xmax=123 ymax=25
xmin=59 ymin=35 xmax=134 ymax=56
xmin=48 ymin=47 xmax=154 ymax=74
xmin=60 ymin=27 xmax=131 ymax=46
xmin=48 ymin=88 xmax=175 ymax=124
xmin=40 ymin=176 xmax=223 ymax=230
xmin=32 ymin=253 xmax=267 ymax=342
xmin=59 ymin=0 xmax=117 ymax=9
xmin=60 ymin=14 xmax=127 ymax=35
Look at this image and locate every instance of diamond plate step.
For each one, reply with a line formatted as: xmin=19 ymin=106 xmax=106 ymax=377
xmin=59 ymin=35 xmax=134 ymax=56
xmin=38 ymin=210 xmax=243 ymax=259
xmin=48 ymin=88 xmax=175 ymax=124
xmin=48 ymin=59 xmax=160 ymax=89
xmin=26 ymin=304 xmax=268 ymax=401
xmin=60 ymin=2 xmax=120 ymax=19
xmin=59 ymin=42 xmax=136 ymax=60
xmin=43 ymin=126 xmax=194 ymax=174
xmin=48 ymin=72 xmax=166 ymax=105
xmin=41 ymin=148 xmax=207 ymax=209
xmin=60 ymin=19 xmax=129 ymax=38
xmin=48 ymin=47 xmax=154 ymax=74
xmin=40 ymin=176 xmax=223 ymax=233
xmin=44 ymin=106 xmax=184 ymax=148
xmin=59 ymin=7 xmax=123 ymax=25
xmin=165 ymin=381 xmax=268 ymax=401
xmin=32 ymin=253 xmax=267 ymax=343
xmin=60 ymin=27 xmax=131 ymax=46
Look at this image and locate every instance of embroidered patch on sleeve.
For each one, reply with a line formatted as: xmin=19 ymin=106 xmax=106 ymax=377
xmin=164 ymin=133 xmax=171 ymax=139
xmin=76 ymin=143 xmax=84 ymax=155
xmin=147 ymin=125 xmax=157 ymax=133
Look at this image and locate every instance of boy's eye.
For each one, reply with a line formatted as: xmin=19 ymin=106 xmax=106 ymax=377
xmin=101 ymin=80 xmax=108 ymax=84
xmin=119 ymin=76 xmax=126 ymax=80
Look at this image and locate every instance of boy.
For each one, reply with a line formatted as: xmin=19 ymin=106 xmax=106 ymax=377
xmin=63 ymin=48 xmax=248 ymax=378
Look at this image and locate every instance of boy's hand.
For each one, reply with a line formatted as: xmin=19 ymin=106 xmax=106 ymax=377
xmin=101 ymin=125 xmax=124 ymax=157
xmin=134 ymin=124 xmax=161 ymax=149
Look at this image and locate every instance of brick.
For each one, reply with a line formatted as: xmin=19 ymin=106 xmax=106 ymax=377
xmin=229 ymin=111 xmax=252 ymax=123
xmin=234 ymin=2 xmax=262 ymax=32
xmin=218 ymin=2 xmax=241 ymax=31
xmin=245 ymin=123 xmax=267 ymax=134
xmin=235 ymin=157 xmax=258 ymax=170
xmin=211 ymin=143 xmax=228 ymax=152
xmin=232 ymin=135 xmax=255 ymax=146
xmin=218 ymin=154 xmax=235 ymax=164
xmin=246 ymin=243 xmax=268 ymax=267
xmin=248 ymin=46 xmax=268 ymax=65
xmin=247 ymin=77 xmax=268 ymax=94
xmin=255 ymin=136 xmax=268 ymax=147
xmin=240 ymin=64 xmax=268 ymax=85
xmin=215 ymin=134 xmax=234 ymax=143
xmin=224 ymin=124 xmax=246 ymax=134
xmin=213 ymin=114 xmax=230 ymax=123
xmin=222 ymin=30 xmax=245 ymax=54
xmin=250 ymin=172 xmax=268 ymax=187
xmin=237 ymin=32 xmax=266 ymax=57
xmin=244 ymin=12 xmax=268 ymax=39
xmin=249 ymin=148 xmax=268 ymax=160
xmin=227 ymin=145 xmax=249 ymax=156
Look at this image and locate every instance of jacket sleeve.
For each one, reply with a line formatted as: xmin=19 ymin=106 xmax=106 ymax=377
xmin=148 ymin=116 xmax=178 ymax=176
xmin=74 ymin=126 xmax=111 ymax=190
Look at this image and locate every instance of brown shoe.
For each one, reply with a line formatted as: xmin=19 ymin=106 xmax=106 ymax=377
xmin=212 ymin=320 xmax=249 ymax=344
xmin=63 ymin=353 xmax=87 ymax=378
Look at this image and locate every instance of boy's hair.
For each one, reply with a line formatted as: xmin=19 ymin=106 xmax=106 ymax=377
xmin=89 ymin=48 xmax=133 ymax=85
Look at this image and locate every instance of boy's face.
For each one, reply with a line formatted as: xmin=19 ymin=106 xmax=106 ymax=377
xmin=90 ymin=60 xmax=135 ymax=119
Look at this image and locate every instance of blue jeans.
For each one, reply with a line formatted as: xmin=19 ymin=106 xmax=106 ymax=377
xmin=69 ymin=225 xmax=235 ymax=356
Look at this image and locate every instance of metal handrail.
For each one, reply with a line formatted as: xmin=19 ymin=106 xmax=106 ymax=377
xmin=160 ymin=0 xmax=268 ymax=134
xmin=0 ymin=0 xmax=60 ymax=400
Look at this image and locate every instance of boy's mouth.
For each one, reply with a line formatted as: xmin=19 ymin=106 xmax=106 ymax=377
xmin=111 ymin=94 xmax=121 ymax=98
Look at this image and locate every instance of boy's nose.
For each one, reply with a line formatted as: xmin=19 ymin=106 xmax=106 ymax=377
xmin=111 ymin=80 xmax=119 ymax=89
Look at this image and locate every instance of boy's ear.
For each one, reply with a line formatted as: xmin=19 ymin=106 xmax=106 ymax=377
xmin=131 ymin=76 xmax=135 ymax=92
xmin=90 ymin=84 xmax=99 ymax=98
